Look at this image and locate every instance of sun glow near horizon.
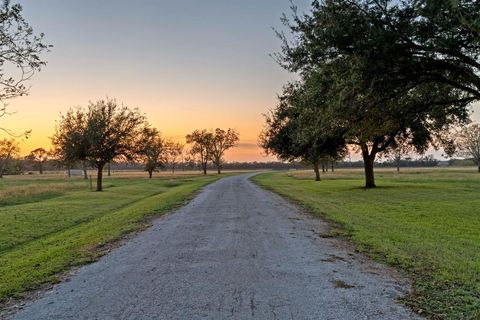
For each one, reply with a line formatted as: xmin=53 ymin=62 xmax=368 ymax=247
xmin=2 ymin=92 xmax=277 ymax=162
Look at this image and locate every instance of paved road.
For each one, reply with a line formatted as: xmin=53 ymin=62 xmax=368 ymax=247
xmin=10 ymin=174 xmax=418 ymax=320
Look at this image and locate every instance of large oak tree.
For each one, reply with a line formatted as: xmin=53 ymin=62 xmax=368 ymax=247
xmin=276 ymin=0 xmax=477 ymax=187
xmin=84 ymin=99 xmax=145 ymax=191
xmin=52 ymin=99 xmax=145 ymax=191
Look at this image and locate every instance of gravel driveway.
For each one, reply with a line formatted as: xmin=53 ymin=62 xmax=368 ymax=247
xmin=9 ymin=173 xmax=418 ymax=320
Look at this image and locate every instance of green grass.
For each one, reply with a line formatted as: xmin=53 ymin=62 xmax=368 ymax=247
xmin=0 ymin=172 xmax=225 ymax=303
xmin=252 ymin=168 xmax=480 ymax=320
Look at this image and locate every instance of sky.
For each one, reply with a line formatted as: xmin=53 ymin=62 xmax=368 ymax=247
xmin=2 ymin=0 xmax=479 ymax=162
xmin=1 ymin=0 xmax=310 ymax=162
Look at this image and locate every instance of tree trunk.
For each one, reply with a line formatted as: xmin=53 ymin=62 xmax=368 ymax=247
xmin=202 ymin=161 xmax=207 ymax=175
xmin=67 ymin=167 xmax=71 ymax=178
xmin=322 ymin=164 xmax=325 ymax=173
xmin=0 ymin=152 xmax=12 ymax=178
xmin=362 ymin=148 xmax=376 ymax=188
xmin=96 ymin=163 xmax=104 ymax=191
xmin=107 ymin=162 xmax=111 ymax=176
xmin=397 ymin=163 xmax=400 ymax=172
xmin=148 ymin=169 xmax=153 ymax=179
xmin=478 ymin=164 xmax=480 ymax=173
xmin=313 ymin=162 xmax=321 ymax=181
xmin=0 ymin=159 xmax=6 ymax=178
xmin=331 ymin=164 xmax=334 ymax=172
xmin=39 ymin=163 xmax=43 ymax=174
xmin=82 ymin=160 xmax=88 ymax=180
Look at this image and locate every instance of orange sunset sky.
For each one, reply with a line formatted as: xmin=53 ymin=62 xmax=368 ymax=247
xmin=2 ymin=1 xmax=479 ymax=161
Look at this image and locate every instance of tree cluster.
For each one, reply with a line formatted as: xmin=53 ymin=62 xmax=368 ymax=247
xmin=263 ymin=0 xmax=480 ymax=187
xmin=136 ymin=127 xmax=184 ymax=178
xmin=186 ymin=128 xmax=239 ymax=174
xmin=51 ymin=100 xmax=242 ymax=190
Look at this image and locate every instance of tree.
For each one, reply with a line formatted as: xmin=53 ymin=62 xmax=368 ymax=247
xmin=260 ymin=81 xmax=346 ymax=181
xmin=136 ymin=126 xmax=165 ymax=178
xmin=164 ymin=139 xmax=183 ymax=174
xmin=51 ymin=108 xmax=89 ymax=179
xmin=84 ymin=99 xmax=145 ymax=191
xmin=209 ymin=128 xmax=239 ymax=174
xmin=390 ymin=146 xmax=412 ymax=173
xmin=276 ymin=0 xmax=475 ymax=187
xmin=0 ymin=0 xmax=50 ymax=134
xmin=182 ymin=152 xmax=197 ymax=171
xmin=0 ymin=138 xmax=19 ymax=177
xmin=186 ymin=130 xmax=213 ymax=175
xmin=384 ymin=137 xmax=415 ymax=172
xmin=28 ymin=147 xmax=48 ymax=174
xmin=457 ymin=123 xmax=480 ymax=172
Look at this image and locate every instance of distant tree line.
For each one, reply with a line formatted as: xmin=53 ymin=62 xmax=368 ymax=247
xmin=186 ymin=128 xmax=240 ymax=175
xmin=260 ymin=0 xmax=480 ymax=187
xmin=45 ymin=98 xmax=241 ymax=191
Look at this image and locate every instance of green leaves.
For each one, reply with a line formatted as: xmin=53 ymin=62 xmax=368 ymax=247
xmin=271 ymin=0 xmax=480 ymax=186
xmin=0 ymin=0 xmax=51 ymax=103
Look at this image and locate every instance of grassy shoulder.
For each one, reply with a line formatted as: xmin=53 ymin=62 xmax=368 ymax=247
xmin=252 ymin=168 xmax=480 ymax=320
xmin=0 ymin=172 xmax=226 ymax=303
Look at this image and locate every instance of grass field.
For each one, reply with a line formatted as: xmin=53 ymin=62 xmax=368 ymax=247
xmin=0 ymin=171 xmax=225 ymax=304
xmin=252 ymin=168 xmax=480 ymax=320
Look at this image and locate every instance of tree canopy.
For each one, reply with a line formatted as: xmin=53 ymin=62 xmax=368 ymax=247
xmin=456 ymin=123 xmax=480 ymax=172
xmin=28 ymin=147 xmax=48 ymax=174
xmin=52 ymin=99 xmax=145 ymax=191
xmin=51 ymin=108 xmax=89 ymax=178
xmin=0 ymin=0 xmax=50 ymax=136
xmin=186 ymin=129 xmax=213 ymax=175
xmin=136 ymin=126 xmax=165 ymax=179
xmin=272 ymin=0 xmax=479 ymax=187
xmin=0 ymin=138 xmax=18 ymax=177
xmin=260 ymin=80 xmax=346 ymax=181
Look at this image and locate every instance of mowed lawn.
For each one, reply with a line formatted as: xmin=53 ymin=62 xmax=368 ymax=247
xmin=252 ymin=168 xmax=480 ymax=319
xmin=0 ymin=172 xmax=224 ymax=303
